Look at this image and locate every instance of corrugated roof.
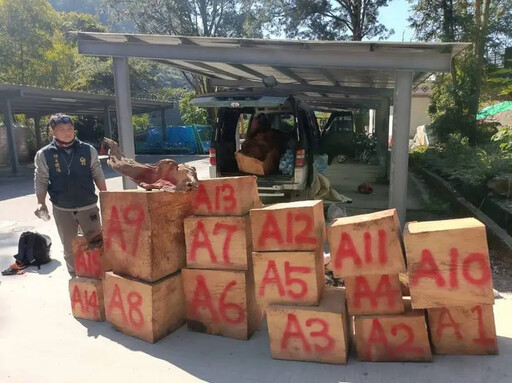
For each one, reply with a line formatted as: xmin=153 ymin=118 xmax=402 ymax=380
xmin=0 ymin=83 xmax=174 ymax=115
xmin=77 ymin=32 xmax=470 ymax=109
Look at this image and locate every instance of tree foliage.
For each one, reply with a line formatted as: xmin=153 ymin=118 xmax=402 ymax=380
xmin=267 ymin=0 xmax=393 ymax=41
xmin=58 ymin=11 xmax=107 ymax=43
xmin=409 ymin=0 xmax=512 ymax=145
xmin=102 ymin=0 xmax=268 ymax=38
xmin=102 ymin=0 xmax=270 ymax=96
xmin=179 ymin=91 xmax=208 ymax=125
xmin=0 ymin=0 xmax=58 ymax=85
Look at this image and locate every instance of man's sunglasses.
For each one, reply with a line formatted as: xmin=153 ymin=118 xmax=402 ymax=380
xmin=49 ymin=116 xmax=73 ymax=128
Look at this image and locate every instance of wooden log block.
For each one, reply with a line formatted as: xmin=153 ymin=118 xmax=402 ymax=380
xmin=101 ymin=190 xmax=192 ymax=282
xmin=72 ymin=236 xmax=110 ymax=279
xmin=250 ymin=200 xmax=325 ymax=252
xmin=69 ymin=278 xmax=105 ymax=321
xmin=182 ymin=268 xmax=263 ymax=340
xmin=184 ymin=215 xmax=251 ymax=270
xmin=427 ymin=304 xmax=498 ymax=355
xmin=266 ymin=287 xmax=349 ymax=364
xmin=103 ymin=271 xmax=185 ymax=343
xmin=252 ymin=249 xmax=324 ymax=308
xmin=354 ymin=300 xmax=432 ymax=362
xmin=344 ymin=274 xmax=404 ymax=315
xmin=192 ymin=176 xmax=262 ymax=216
xmin=328 ymin=209 xmax=405 ymax=278
xmin=404 ymin=218 xmax=494 ymax=308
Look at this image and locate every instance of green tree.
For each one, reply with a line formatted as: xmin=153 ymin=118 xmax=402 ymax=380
xmin=267 ymin=0 xmax=393 ymax=41
xmin=179 ymin=91 xmax=208 ymax=125
xmin=103 ymin=0 xmax=267 ymax=37
xmin=38 ymin=34 xmax=79 ymax=89
xmin=132 ymin=114 xmax=150 ymax=133
xmin=102 ymin=0 xmax=270 ymax=95
xmin=409 ymin=0 xmax=512 ymax=145
xmin=0 ymin=0 xmax=58 ymax=85
xmin=58 ymin=11 xmax=107 ymax=44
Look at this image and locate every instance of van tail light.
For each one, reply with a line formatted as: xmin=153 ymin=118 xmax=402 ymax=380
xmin=209 ymin=148 xmax=217 ymax=165
xmin=295 ymin=149 xmax=306 ymax=167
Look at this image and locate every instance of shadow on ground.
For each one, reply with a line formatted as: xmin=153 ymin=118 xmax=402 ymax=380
xmin=74 ymin=319 xmax=512 ymax=383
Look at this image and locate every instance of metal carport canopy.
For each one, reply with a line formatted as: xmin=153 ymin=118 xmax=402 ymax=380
xmin=0 ymin=83 xmax=173 ymax=116
xmin=77 ymin=32 xmax=470 ymax=223
xmin=0 ymin=82 xmax=174 ymax=177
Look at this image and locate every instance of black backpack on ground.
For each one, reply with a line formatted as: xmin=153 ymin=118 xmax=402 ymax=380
xmin=1 ymin=232 xmax=52 ymax=275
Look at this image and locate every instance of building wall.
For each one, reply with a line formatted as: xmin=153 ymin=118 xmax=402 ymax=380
xmin=0 ymin=124 xmax=31 ymax=165
xmin=410 ymin=96 xmax=431 ymax=138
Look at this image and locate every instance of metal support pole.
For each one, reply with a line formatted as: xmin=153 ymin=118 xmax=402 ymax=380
xmin=389 ymin=71 xmax=413 ymax=227
xmin=368 ymin=109 xmax=375 ymax=134
xmin=103 ymin=105 xmax=112 ymax=139
xmin=112 ymin=57 xmax=137 ymax=189
xmin=34 ymin=115 xmax=42 ymax=150
xmin=375 ymin=98 xmax=391 ymax=180
xmin=2 ymin=98 xmax=19 ymax=174
xmin=161 ymin=108 xmax=167 ymax=146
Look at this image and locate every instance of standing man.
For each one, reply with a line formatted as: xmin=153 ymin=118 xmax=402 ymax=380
xmin=34 ymin=113 xmax=107 ymax=275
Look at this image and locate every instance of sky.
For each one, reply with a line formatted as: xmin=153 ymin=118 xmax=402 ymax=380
xmin=375 ymin=0 xmax=415 ymax=42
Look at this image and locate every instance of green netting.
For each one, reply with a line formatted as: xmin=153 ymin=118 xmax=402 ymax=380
xmin=477 ymin=101 xmax=512 ymax=119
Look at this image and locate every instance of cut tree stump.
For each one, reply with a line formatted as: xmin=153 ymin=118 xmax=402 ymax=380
xmin=404 ymin=218 xmax=494 ymax=308
xmin=101 ymin=190 xmax=192 ymax=282
xmin=185 ymin=215 xmax=251 ymax=270
xmin=328 ymin=209 xmax=405 ymax=278
xmin=69 ymin=278 xmax=105 ymax=321
xmin=182 ymin=268 xmax=263 ymax=340
xmin=427 ymin=304 xmax=498 ymax=355
xmin=103 ymin=137 xmax=198 ymax=192
xmin=250 ymin=200 xmax=325 ymax=252
xmin=266 ymin=287 xmax=349 ymax=364
xmin=103 ymin=271 xmax=185 ymax=343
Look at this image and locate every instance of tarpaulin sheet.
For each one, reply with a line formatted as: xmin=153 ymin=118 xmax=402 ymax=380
xmin=477 ymin=102 xmax=512 ymax=120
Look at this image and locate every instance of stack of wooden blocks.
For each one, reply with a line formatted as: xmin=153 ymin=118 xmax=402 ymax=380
xmin=69 ymin=236 xmax=110 ymax=322
xmin=251 ymin=200 xmax=350 ymax=365
xmin=182 ymin=176 xmax=264 ymax=340
xmin=328 ymin=209 xmax=432 ymax=362
xmin=97 ymin=190 xmax=192 ymax=343
xmin=68 ymin=181 xmax=499 ymax=362
xmin=404 ymin=218 xmax=498 ymax=355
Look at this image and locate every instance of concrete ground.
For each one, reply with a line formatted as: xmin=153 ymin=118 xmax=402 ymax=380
xmin=324 ymin=161 xmax=424 ymax=216
xmin=1 ymin=156 xmax=511 ymax=383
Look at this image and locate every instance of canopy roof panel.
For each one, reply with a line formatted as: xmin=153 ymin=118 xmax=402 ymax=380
xmin=78 ymin=32 xmax=468 ymax=88
xmin=77 ymin=32 xmax=470 ymax=109
xmin=0 ymin=83 xmax=173 ymax=116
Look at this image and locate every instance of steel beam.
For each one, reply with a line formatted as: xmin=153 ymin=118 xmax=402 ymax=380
xmin=103 ymin=105 xmax=112 ymax=139
xmin=34 ymin=115 xmax=42 ymax=149
xmin=78 ymin=39 xmax=454 ymax=72
xmin=161 ymin=108 xmax=167 ymax=143
xmin=389 ymin=71 xmax=413 ymax=226
xmin=210 ymin=79 xmax=393 ymax=96
xmin=2 ymin=98 xmax=19 ymax=174
xmin=112 ymin=57 xmax=137 ymax=189
xmin=375 ymin=97 xmax=391 ymax=179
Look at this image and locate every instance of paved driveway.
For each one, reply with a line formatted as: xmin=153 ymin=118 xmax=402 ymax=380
xmin=1 ymin=155 xmax=511 ymax=383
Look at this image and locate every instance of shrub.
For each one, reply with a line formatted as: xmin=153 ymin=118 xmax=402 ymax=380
xmin=412 ymin=134 xmax=512 ymax=190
